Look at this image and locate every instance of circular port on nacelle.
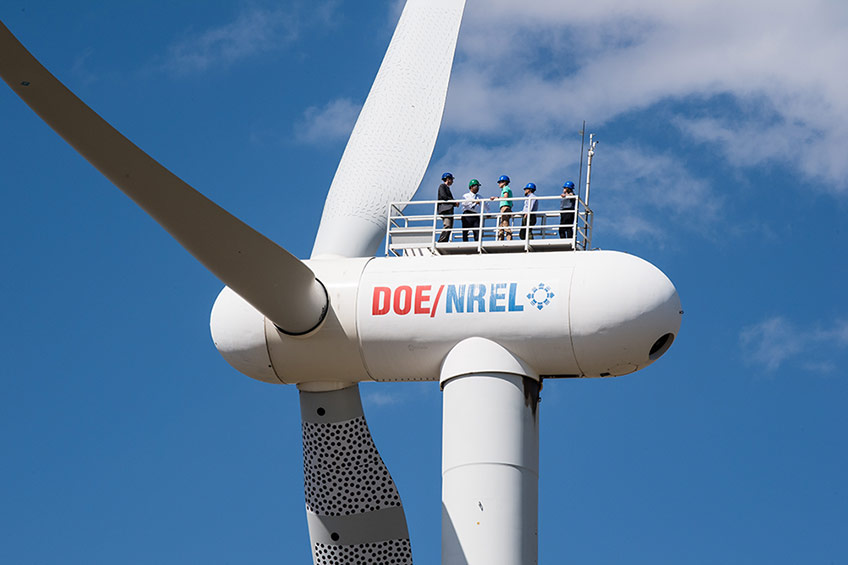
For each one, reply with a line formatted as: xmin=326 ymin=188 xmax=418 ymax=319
xmin=648 ymin=333 xmax=675 ymax=361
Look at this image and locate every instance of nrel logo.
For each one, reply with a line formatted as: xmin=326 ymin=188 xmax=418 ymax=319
xmin=371 ymin=282 xmax=553 ymax=317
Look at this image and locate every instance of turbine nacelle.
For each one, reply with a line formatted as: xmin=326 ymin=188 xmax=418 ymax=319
xmin=211 ymin=250 xmax=682 ymax=384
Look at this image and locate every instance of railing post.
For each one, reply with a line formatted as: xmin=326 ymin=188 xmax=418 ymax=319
xmin=432 ymin=201 xmax=439 ymax=252
xmin=477 ymin=205 xmax=484 ymax=253
xmin=572 ymin=197 xmax=578 ymax=247
xmin=384 ymin=204 xmax=394 ymax=256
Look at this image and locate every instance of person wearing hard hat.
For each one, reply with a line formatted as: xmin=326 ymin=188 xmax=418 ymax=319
xmin=519 ymin=182 xmax=539 ymax=240
xmin=460 ymin=179 xmax=484 ymax=242
xmin=560 ymin=181 xmax=576 ymax=239
xmin=489 ymin=175 xmax=513 ymax=240
xmin=437 ymin=172 xmax=456 ymax=243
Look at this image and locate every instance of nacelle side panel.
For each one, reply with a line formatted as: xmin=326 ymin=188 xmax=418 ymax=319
xmin=357 ymin=254 xmax=579 ymax=380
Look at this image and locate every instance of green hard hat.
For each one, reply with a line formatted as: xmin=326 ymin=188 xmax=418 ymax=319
xmin=469 ymin=179 xmax=480 ymax=187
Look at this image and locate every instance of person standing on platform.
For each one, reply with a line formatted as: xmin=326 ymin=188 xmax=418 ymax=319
xmin=519 ymin=182 xmax=539 ymax=240
xmin=460 ymin=179 xmax=484 ymax=242
xmin=559 ymin=181 xmax=576 ymax=239
xmin=437 ymin=172 xmax=456 ymax=243
xmin=490 ymin=175 xmax=513 ymax=240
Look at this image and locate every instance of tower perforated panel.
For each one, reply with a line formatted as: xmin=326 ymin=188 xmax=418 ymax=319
xmin=302 ymin=417 xmax=402 ymax=516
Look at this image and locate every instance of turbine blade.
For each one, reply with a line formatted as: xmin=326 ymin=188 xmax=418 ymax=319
xmin=0 ymin=21 xmax=326 ymax=335
xmin=311 ymin=0 xmax=467 ymax=259
xmin=300 ymin=385 xmax=412 ymax=563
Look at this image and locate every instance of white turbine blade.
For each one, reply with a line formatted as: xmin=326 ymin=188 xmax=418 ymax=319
xmin=311 ymin=0 xmax=467 ymax=259
xmin=300 ymin=385 xmax=412 ymax=563
xmin=0 ymin=21 xmax=326 ymax=335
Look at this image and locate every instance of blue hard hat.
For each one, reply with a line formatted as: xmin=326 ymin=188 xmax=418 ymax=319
xmin=498 ymin=175 xmax=510 ymax=183
xmin=442 ymin=172 xmax=454 ymax=180
xmin=524 ymin=182 xmax=536 ymax=191
xmin=563 ymin=181 xmax=575 ymax=189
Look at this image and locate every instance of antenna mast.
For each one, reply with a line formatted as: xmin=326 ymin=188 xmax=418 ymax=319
xmin=577 ymin=121 xmax=586 ymax=200
xmin=583 ymin=134 xmax=599 ymax=207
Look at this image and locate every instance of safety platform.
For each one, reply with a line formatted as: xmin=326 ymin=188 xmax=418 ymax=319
xmin=385 ymin=195 xmax=593 ymax=257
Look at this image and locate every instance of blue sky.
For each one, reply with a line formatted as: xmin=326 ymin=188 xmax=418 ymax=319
xmin=2 ymin=1 xmax=847 ymax=563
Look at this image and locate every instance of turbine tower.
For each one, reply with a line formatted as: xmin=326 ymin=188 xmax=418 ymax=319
xmin=1 ymin=2 xmax=681 ymax=564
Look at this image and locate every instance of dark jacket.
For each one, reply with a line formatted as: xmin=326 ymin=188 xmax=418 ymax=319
xmin=437 ymin=183 xmax=455 ymax=215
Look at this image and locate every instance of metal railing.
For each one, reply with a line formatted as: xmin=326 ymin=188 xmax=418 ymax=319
xmin=385 ymin=195 xmax=592 ymax=256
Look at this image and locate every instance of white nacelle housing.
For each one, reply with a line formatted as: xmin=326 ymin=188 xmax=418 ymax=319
xmin=210 ymin=251 xmax=682 ymax=385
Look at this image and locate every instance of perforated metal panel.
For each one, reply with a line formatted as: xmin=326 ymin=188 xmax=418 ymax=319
xmin=300 ymin=384 xmax=412 ymax=564
xmin=303 ymin=418 xmax=402 ymax=515
xmin=313 ymin=539 xmax=412 ymax=565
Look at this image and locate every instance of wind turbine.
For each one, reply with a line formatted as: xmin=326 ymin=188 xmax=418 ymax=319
xmin=1 ymin=1 xmax=681 ymax=564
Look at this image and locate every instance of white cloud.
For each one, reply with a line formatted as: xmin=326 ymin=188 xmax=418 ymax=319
xmin=296 ymin=98 xmax=361 ymax=144
xmin=162 ymin=8 xmax=300 ymax=75
xmin=70 ymin=47 xmax=97 ymax=86
xmin=802 ymin=360 xmax=837 ymax=375
xmin=363 ymin=390 xmax=404 ymax=407
xmin=813 ymin=320 xmax=848 ymax=346
xmin=445 ymin=0 xmax=848 ymax=191
xmin=739 ymin=316 xmax=804 ymax=372
xmin=739 ymin=316 xmax=848 ymax=373
xmin=593 ymin=144 xmax=718 ymax=240
xmin=361 ymin=382 xmax=438 ymax=408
